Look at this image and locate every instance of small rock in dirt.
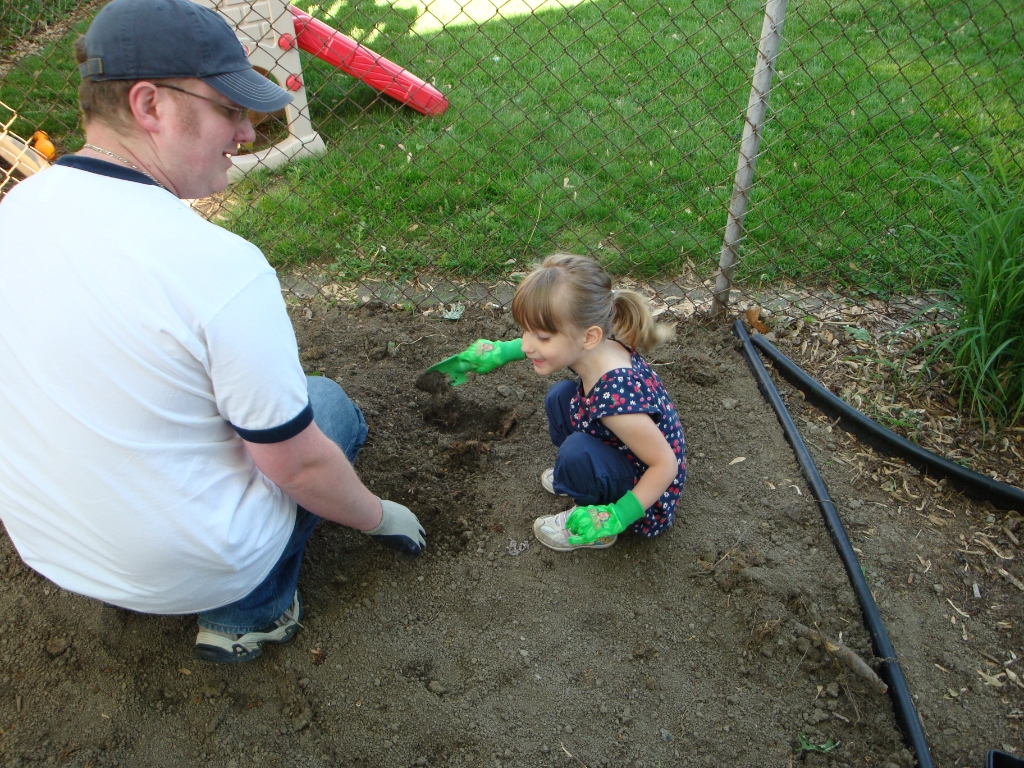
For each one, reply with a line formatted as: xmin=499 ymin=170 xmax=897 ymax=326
xmin=660 ymin=729 xmax=674 ymax=742
xmin=427 ymin=680 xmax=446 ymax=695
xmin=565 ymin=725 xmax=573 ymax=734
xmin=932 ymin=584 xmax=944 ymax=596
xmin=722 ymin=398 xmax=738 ymax=410
xmin=45 ymin=637 xmax=70 ymax=657
xmin=782 ymin=505 xmax=804 ymax=523
xmin=414 ymin=758 xmax=429 ymax=766
xmin=202 ymin=679 xmax=226 ymax=698
xmin=645 ymin=676 xmax=656 ymax=691
xmin=687 ymin=369 xmax=717 ymax=387
xmin=826 ymin=682 xmax=840 ymax=698
xmin=847 ymin=499 xmax=864 ymax=510
xmin=205 ymin=705 xmax=227 ymax=734
xmin=887 ymin=749 xmax=914 ymax=768
xmin=760 ymin=643 xmax=775 ymax=658
xmin=496 ymin=385 xmax=512 ymax=397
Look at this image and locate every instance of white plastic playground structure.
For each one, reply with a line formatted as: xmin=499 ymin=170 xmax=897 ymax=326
xmin=192 ymin=0 xmax=326 ymax=180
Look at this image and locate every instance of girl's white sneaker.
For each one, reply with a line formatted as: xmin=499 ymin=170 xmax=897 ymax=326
xmin=532 ymin=509 xmax=617 ymax=552
xmin=540 ymin=468 xmax=568 ymax=497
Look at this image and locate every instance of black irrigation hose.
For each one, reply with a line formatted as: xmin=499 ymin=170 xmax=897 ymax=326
xmin=748 ymin=332 xmax=1024 ymax=513
xmin=733 ymin=320 xmax=934 ymax=768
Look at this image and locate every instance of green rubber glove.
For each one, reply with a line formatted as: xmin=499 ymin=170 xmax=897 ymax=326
xmin=427 ymin=338 xmax=524 ymax=386
xmin=566 ymin=491 xmax=646 ymax=545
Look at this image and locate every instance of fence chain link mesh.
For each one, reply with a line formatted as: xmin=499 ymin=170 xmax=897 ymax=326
xmin=2 ymin=0 xmax=1022 ymax=452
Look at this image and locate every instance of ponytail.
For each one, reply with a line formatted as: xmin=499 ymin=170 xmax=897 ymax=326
xmin=611 ymin=289 xmax=675 ymax=352
xmin=512 ymin=253 xmax=674 ymax=351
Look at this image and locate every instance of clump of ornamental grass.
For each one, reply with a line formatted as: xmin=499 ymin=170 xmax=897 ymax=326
xmin=913 ymin=165 xmax=1024 ymax=434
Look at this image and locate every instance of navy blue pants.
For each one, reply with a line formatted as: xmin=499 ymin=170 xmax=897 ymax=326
xmin=545 ymin=379 xmax=636 ymax=506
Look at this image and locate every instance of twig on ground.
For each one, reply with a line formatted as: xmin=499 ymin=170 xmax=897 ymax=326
xmin=980 ymin=650 xmax=1003 ymax=665
xmin=392 ymin=333 xmax=441 ymax=351
xmin=975 ymin=534 xmax=1013 ymax=560
xmin=998 ymin=568 xmax=1024 ymax=591
xmin=712 ymin=528 xmax=750 ymax=571
xmin=789 ymin=647 xmax=810 ymax=681
xmin=559 ymin=743 xmax=589 ymax=767
xmin=844 ymin=682 xmax=862 ymax=723
xmin=794 ymin=622 xmax=888 ymax=694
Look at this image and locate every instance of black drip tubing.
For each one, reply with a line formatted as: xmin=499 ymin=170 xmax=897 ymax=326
xmin=748 ymin=332 xmax=1024 ymax=513
xmin=733 ymin=320 xmax=934 ymax=768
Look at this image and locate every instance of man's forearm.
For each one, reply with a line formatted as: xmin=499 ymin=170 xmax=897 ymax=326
xmin=244 ymin=423 xmax=383 ymax=530
xmin=277 ymin=447 xmax=383 ymax=530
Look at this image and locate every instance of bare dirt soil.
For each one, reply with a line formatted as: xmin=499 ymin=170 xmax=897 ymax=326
xmin=0 ymin=303 xmax=1020 ymax=767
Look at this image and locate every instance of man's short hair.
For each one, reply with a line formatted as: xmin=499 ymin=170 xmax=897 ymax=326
xmin=74 ymin=36 xmax=135 ymax=130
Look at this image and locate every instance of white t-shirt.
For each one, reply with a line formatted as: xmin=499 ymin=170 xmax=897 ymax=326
xmin=0 ymin=159 xmax=310 ymax=613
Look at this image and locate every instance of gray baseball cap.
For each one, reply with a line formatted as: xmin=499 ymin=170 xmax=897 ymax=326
xmin=79 ymin=0 xmax=293 ymax=113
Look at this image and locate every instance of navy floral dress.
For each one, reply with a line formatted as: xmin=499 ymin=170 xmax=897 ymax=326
xmin=568 ymin=350 xmax=686 ymax=537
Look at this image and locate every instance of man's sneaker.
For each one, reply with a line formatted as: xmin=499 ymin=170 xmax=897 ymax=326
xmin=193 ymin=590 xmax=303 ymax=664
xmin=532 ymin=509 xmax=617 ymax=552
xmin=540 ymin=468 xmax=568 ymax=497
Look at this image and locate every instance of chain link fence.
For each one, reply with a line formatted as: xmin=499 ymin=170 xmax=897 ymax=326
xmin=2 ymin=0 xmax=1022 ymax=395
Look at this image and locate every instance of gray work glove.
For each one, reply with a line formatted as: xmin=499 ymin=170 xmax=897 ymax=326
xmin=366 ymin=498 xmax=426 ymax=558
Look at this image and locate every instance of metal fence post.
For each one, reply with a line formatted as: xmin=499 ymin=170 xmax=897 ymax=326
xmin=712 ymin=0 xmax=789 ymax=316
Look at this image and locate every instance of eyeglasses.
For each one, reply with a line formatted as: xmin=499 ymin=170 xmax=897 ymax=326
xmin=155 ymin=84 xmax=249 ymax=125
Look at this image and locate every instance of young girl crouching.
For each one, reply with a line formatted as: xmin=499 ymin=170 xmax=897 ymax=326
xmin=510 ymin=254 xmax=687 ymax=551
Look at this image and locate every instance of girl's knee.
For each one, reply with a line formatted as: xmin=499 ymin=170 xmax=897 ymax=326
xmin=555 ymin=432 xmax=635 ymax=505
xmin=545 ymin=379 xmax=578 ymax=447
xmin=544 ymin=379 xmax=577 ymax=411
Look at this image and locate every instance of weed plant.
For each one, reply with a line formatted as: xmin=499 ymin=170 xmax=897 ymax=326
xmin=917 ymin=165 xmax=1024 ymax=432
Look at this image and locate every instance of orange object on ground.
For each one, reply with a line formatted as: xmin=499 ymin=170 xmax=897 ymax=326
xmin=31 ymin=131 xmax=56 ymax=161
xmin=288 ymin=5 xmax=448 ymax=116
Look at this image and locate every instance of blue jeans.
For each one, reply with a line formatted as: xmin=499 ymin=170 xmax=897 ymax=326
xmin=545 ymin=379 xmax=636 ymax=506
xmin=197 ymin=376 xmax=367 ymax=634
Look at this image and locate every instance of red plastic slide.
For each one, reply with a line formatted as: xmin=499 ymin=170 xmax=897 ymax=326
xmin=287 ymin=5 xmax=448 ymax=116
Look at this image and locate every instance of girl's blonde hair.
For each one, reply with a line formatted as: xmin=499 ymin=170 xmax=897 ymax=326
xmin=511 ymin=253 xmax=674 ymax=351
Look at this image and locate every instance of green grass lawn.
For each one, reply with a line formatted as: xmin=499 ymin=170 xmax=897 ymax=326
xmin=2 ymin=0 xmax=1022 ymax=293
xmin=0 ymin=0 xmax=92 ymax=59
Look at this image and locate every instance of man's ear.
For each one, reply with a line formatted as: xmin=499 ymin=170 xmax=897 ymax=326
xmin=128 ymin=81 xmax=164 ymax=134
xmin=581 ymin=325 xmax=604 ymax=350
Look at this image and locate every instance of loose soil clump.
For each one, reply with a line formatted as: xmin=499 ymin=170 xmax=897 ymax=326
xmin=0 ymin=303 xmax=1018 ymax=766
